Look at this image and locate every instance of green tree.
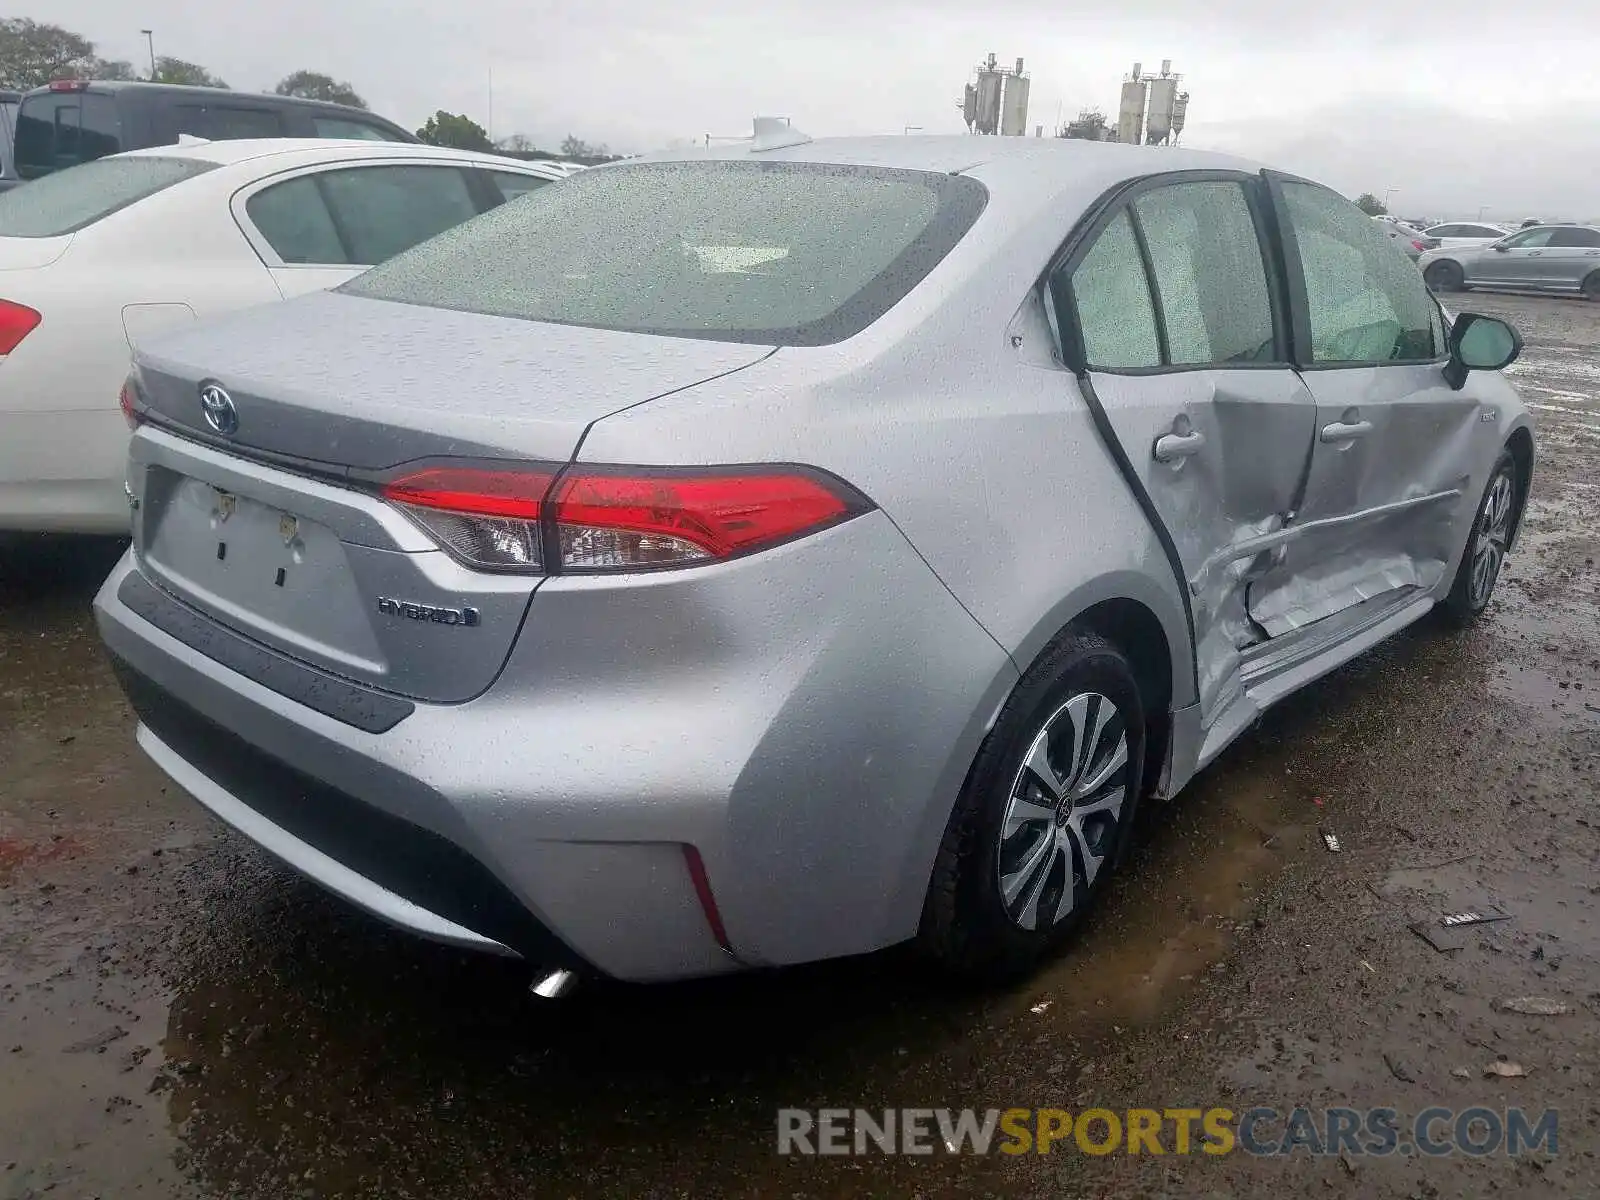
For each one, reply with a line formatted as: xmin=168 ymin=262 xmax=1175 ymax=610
xmin=496 ymin=132 xmax=537 ymax=153
xmin=416 ymin=111 xmax=492 ymax=151
xmin=1355 ymin=193 xmax=1388 ymax=216
xmin=0 ymin=17 xmax=95 ymax=88
xmin=86 ymin=58 xmax=140 ymax=80
xmin=153 ymin=56 xmax=228 ymax=88
xmin=559 ymin=134 xmax=606 ymax=158
xmin=275 ymin=70 xmax=366 ymax=109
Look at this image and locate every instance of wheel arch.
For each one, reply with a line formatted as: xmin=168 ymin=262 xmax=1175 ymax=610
xmin=1505 ymin=424 xmax=1535 ymax=551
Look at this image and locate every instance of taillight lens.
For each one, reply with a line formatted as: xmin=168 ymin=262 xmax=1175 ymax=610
xmin=382 ymin=466 xmax=554 ymax=572
xmin=119 ymin=377 xmax=142 ymax=430
xmin=0 ymin=300 xmax=41 ymax=355
xmin=381 ymin=463 xmax=868 ymax=574
xmin=1411 ymin=240 xmax=1426 ymax=252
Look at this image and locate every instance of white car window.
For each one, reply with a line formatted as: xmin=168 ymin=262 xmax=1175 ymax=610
xmin=488 ymin=170 xmax=553 ymax=202
xmin=0 ymin=156 xmax=214 ymax=236
xmin=246 ymin=175 xmax=348 ymax=265
xmin=318 ymin=165 xmax=480 ymax=265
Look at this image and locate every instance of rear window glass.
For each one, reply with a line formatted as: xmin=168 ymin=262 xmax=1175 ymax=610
xmin=341 ymin=160 xmax=988 ymax=345
xmin=0 ymin=156 xmax=215 ymax=237
xmin=15 ymin=92 xmax=122 ymax=178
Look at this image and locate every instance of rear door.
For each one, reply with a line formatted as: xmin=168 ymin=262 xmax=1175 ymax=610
xmin=1247 ymin=175 xmax=1473 ymax=635
xmin=1051 ymin=173 xmax=1316 ymax=718
xmin=1540 ymin=226 xmax=1600 ymax=292
xmin=162 ymin=102 xmax=286 ymax=142
xmin=235 ymin=161 xmax=488 ymax=297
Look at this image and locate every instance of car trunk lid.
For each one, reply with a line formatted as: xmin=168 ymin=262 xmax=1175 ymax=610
xmin=128 ymin=292 xmax=775 ymax=703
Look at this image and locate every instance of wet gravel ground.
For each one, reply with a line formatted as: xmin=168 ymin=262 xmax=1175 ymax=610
xmin=2 ymin=291 xmax=1597 ymax=1199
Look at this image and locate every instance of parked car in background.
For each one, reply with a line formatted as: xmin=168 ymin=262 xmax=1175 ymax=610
xmin=1422 ymin=221 xmax=1511 ymax=249
xmin=1371 ymin=214 xmax=1437 ymax=260
xmin=0 ymin=79 xmax=417 ymax=192
xmin=1421 ymin=224 xmax=1600 ymax=299
xmin=95 ymin=136 xmax=1532 ymax=992
xmin=0 ymin=139 xmax=569 ymax=533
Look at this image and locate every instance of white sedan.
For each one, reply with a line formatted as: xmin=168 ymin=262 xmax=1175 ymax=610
xmin=1422 ymin=221 xmax=1512 ymax=249
xmin=0 ymin=139 xmax=568 ymax=533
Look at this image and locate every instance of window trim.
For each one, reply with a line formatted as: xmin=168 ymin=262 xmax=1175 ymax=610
xmin=1260 ymin=169 xmax=1448 ymax=371
xmin=230 ymin=155 xmax=516 ymax=269
xmin=1042 ymin=168 xmax=1293 ymax=378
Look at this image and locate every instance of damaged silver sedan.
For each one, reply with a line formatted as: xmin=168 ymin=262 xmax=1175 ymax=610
xmin=97 ymin=138 xmax=1533 ymax=987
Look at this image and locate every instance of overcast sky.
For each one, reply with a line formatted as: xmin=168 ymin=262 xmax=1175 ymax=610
xmin=44 ymin=0 xmax=1598 ymax=219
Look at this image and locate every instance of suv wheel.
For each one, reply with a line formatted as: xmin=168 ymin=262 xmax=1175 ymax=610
xmin=1442 ymin=449 xmax=1518 ymax=622
xmin=919 ymin=631 xmax=1146 ymax=981
xmin=1424 ymin=260 xmax=1464 ymax=292
xmin=1583 ymin=272 xmax=1600 ymax=302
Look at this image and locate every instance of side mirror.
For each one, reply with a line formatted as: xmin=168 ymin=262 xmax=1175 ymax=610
xmin=1443 ymin=312 xmax=1522 ymax=390
xmin=1492 ymin=243 xmax=1510 ymax=252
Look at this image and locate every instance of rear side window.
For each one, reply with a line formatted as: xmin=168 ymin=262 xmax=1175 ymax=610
xmin=15 ymin=92 xmax=123 ymax=178
xmin=1280 ymin=182 xmax=1437 ymax=364
xmin=341 ymin=160 xmax=988 ymax=346
xmin=246 ymin=176 xmax=347 ymax=264
xmin=1549 ymin=227 xmax=1600 ymax=248
xmin=319 ymin=165 xmax=480 ymax=264
xmin=0 ymin=156 xmax=213 ymax=236
xmin=311 ymin=117 xmax=394 ymax=142
xmin=173 ymin=105 xmax=285 ymax=140
xmin=1133 ymin=181 xmax=1276 ymax=365
xmin=1063 ymin=210 xmax=1162 ymax=370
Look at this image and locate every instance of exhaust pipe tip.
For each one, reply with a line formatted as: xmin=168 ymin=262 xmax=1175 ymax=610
xmin=530 ymin=968 xmax=579 ymax=1000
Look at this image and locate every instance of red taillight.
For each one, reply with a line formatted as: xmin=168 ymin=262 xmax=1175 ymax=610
xmin=0 ymin=300 xmax=40 ymax=355
xmin=47 ymin=79 xmax=88 ymax=92
xmin=550 ymin=469 xmax=855 ymax=570
xmin=1412 ymin=240 xmax=1426 ymax=252
xmin=682 ymin=845 xmax=732 ymax=953
xmin=380 ymin=462 xmax=867 ymax=574
xmin=119 ymin=378 xmax=141 ymax=430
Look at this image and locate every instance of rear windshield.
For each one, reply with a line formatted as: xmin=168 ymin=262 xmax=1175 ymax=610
xmin=340 ymin=160 xmax=988 ymax=345
xmin=0 ymin=156 xmax=215 ymax=237
xmin=15 ymin=91 xmax=122 ymax=178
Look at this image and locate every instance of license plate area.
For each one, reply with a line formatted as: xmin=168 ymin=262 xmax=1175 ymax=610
xmin=141 ymin=469 xmax=387 ymax=675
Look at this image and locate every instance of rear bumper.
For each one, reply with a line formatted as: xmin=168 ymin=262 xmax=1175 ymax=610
xmin=94 ymin=512 xmax=1015 ymax=983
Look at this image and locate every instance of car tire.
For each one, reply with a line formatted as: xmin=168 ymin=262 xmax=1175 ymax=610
xmin=1583 ymin=272 xmax=1600 ymax=302
xmin=1424 ymin=260 xmax=1465 ymax=293
xmin=918 ymin=630 xmax=1146 ymax=982
xmin=1441 ymin=449 xmax=1518 ymax=623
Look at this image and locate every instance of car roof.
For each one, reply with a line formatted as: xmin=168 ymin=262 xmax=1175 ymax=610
xmin=23 ymin=79 xmax=373 ymax=114
xmin=115 ymin=138 xmax=568 ymax=172
xmin=630 ymin=135 xmax=1266 ymax=214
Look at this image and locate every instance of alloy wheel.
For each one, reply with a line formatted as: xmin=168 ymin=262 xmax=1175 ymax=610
xmin=996 ymin=692 xmax=1131 ymax=932
xmin=1470 ymin=469 xmax=1514 ymax=607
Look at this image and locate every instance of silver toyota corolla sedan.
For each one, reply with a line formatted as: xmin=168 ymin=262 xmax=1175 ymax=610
xmin=1421 ymin=223 xmax=1600 ymax=299
xmin=95 ymin=135 xmax=1534 ymax=992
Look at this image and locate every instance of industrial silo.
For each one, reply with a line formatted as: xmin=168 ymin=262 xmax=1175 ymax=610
xmin=1117 ymin=64 xmax=1148 ymax=145
xmin=1000 ymin=58 xmax=1030 ymax=136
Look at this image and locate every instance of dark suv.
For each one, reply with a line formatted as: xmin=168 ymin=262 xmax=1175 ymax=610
xmin=6 ymin=80 xmax=417 ymax=188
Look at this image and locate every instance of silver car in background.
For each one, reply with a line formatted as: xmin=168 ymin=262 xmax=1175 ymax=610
xmin=1422 ymin=224 xmax=1600 ymax=299
xmin=95 ymin=138 xmax=1533 ymax=990
xmin=1371 ymin=214 xmax=1437 ymax=260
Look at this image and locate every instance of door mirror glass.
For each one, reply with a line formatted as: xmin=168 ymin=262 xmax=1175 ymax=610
xmin=1443 ymin=312 xmax=1521 ymax=389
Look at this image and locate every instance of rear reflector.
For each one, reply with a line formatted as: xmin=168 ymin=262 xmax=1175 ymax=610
xmin=118 ymin=378 xmax=141 ymax=430
xmin=381 ymin=463 xmax=868 ymax=575
xmin=0 ymin=300 xmax=41 ymax=355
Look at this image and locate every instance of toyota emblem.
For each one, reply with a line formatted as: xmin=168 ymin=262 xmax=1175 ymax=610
xmin=198 ymin=382 xmax=239 ymax=436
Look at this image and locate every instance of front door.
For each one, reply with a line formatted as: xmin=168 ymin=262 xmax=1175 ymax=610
xmin=1471 ymin=226 xmax=1556 ymax=287
xmin=1247 ymin=176 xmax=1482 ymax=635
xmin=1050 ymin=175 xmax=1315 ymax=719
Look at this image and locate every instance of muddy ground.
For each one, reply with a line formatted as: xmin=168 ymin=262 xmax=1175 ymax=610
xmin=2 ymin=291 xmax=1597 ymax=1199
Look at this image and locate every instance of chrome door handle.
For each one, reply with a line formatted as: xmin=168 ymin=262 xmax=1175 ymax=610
xmin=1320 ymin=419 xmax=1373 ymax=443
xmin=1154 ymin=430 xmax=1206 ymax=462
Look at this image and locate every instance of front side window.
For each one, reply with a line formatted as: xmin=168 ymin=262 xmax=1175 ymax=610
xmin=488 ymin=170 xmax=552 ymax=202
xmin=1133 ymin=181 xmax=1275 ymax=366
xmin=245 ymin=175 xmax=347 ymax=264
xmin=1063 ymin=210 xmax=1162 ymax=370
xmin=1500 ymin=227 xmax=1556 ymax=249
xmin=1280 ymin=182 xmax=1437 ymax=364
xmin=0 ymin=156 xmax=213 ymax=236
xmin=318 ymin=165 xmax=480 ymax=265
xmin=342 ymin=160 xmax=987 ymax=346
